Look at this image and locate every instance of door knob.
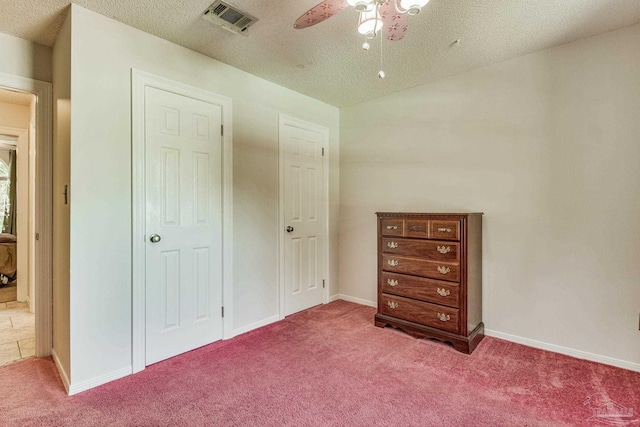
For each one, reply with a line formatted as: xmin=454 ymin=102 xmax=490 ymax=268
xmin=286 ymin=226 xmax=294 ymax=233
xmin=149 ymin=234 xmax=162 ymax=243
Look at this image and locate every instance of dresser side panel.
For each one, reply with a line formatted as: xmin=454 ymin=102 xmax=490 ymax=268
xmin=376 ymin=214 xmax=384 ymax=312
xmin=466 ymin=214 xmax=483 ymax=333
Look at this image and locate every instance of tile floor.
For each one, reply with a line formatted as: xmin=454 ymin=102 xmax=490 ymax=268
xmin=0 ymin=301 xmax=35 ymax=366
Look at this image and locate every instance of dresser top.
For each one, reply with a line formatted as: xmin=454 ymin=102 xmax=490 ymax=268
xmin=376 ymin=212 xmax=483 ymax=217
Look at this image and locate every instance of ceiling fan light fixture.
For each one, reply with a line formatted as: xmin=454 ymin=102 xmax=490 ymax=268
xmin=347 ymin=0 xmax=374 ymax=13
xmin=293 ymin=0 xmax=432 ymax=79
xmin=398 ymin=0 xmax=430 ymax=15
xmin=357 ymin=8 xmax=383 ymax=36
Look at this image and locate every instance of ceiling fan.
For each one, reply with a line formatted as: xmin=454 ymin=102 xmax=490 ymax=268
xmin=294 ymin=0 xmax=430 ymax=77
xmin=294 ymin=0 xmax=430 ymax=41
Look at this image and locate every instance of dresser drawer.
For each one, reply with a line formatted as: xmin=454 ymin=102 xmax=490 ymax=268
xmin=381 ymin=272 xmax=460 ymax=308
xmin=428 ymin=220 xmax=460 ymax=241
xmin=382 ymin=238 xmax=459 ymax=262
xmin=405 ymin=220 xmax=428 ymax=238
xmin=381 ymin=219 xmax=403 ymax=236
xmin=380 ymin=294 xmax=460 ymax=333
xmin=382 ymin=254 xmax=459 ymax=282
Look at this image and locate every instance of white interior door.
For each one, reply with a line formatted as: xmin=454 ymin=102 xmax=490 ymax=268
xmin=281 ymin=120 xmax=326 ymax=316
xmin=145 ymin=86 xmax=223 ymax=365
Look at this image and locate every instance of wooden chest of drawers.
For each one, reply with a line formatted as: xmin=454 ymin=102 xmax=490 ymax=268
xmin=374 ymin=212 xmax=484 ymax=354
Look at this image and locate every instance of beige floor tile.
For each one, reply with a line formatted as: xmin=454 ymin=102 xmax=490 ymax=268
xmin=1 ymin=307 xmax=30 ymax=316
xmin=11 ymin=313 xmax=35 ymax=329
xmin=8 ymin=307 xmax=32 ymax=314
xmin=6 ymin=301 xmax=28 ymax=309
xmin=0 ymin=341 xmax=21 ymax=366
xmin=0 ymin=302 xmax=35 ymax=362
xmin=18 ymin=337 xmax=35 ymax=359
xmin=0 ymin=324 xmax=35 ymax=344
xmin=0 ymin=317 xmax=11 ymax=328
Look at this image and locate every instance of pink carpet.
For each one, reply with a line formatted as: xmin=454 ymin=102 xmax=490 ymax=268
xmin=1 ymin=300 xmax=638 ymax=426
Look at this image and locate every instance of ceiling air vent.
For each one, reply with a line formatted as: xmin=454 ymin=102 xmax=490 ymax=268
xmin=202 ymin=1 xmax=258 ymax=36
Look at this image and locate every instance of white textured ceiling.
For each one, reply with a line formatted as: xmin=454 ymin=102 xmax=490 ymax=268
xmin=1 ymin=0 xmax=640 ymax=107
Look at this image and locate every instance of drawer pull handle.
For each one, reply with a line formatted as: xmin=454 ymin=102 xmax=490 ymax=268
xmin=387 ymin=279 xmax=398 ymax=287
xmin=386 ymin=225 xmax=398 ymax=230
xmin=437 ymin=313 xmax=451 ymax=322
xmin=437 ymin=227 xmax=452 ymax=233
xmin=387 ymin=259 xmax=399 ymax=267
xmin=436 ymin=288 xmax=450 ymax=297
xmin=387 ymin=242 xmax=398 ymax=249
xmin=387 ymin=301 xmax=399 ymax=309
xmin=437 ymin=246 xmax=451 ymax=254
xmin=437 ymin=266 xmax=451 ymax=275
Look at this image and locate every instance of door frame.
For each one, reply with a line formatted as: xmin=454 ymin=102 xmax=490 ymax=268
xmin=277 ymin=114 xmax=330 ymax=319
xmin=0 ymin=72 xmax=53 ymax=358
xmin=131 ymin=69 xmax=233 ymax=373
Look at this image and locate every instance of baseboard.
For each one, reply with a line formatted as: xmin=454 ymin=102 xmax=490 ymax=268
xmin=485 ymin=329 xmax=640 ymax=373
xmin=232 ymin=315 xmax=280 ymax=338
xmin=328 ymin=294 xmax=340 ymax=303
xmin=67 ymin=366 xmax=132 ymax=396
xmin=51 ymin=349 xmax=70 ymax=394
xmin=334 ymin=294 xmax=377 ymax=308
xmin=330 ymin=297 xmax=640 ymax=372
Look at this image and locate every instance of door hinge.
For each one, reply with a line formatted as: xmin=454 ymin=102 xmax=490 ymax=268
xmin=322 ymin=147 xmax=325 ymax=156
xmin=221 ymin=306 xmax=224 ymax=318
xmin=35 ymin=233 xmax=40 ymax=241
xmin=221 ymin=124 xmax=224 ymax=136
xmin=322 ymin=279 xmax=325 ymax=289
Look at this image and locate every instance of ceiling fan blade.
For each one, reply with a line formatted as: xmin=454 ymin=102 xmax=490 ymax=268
xmin=379 ymin=0 xmax=410 ymax=41
xmin=294 ymin=0 xmax=348 ymax=29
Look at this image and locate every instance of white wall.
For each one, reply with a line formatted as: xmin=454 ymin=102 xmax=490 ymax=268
xmin=0 ymin=32 xmax=52 ymax=83
xmin=27 ymin=97 xmax=37 ymax=310
xmin=66 ymin=5 xmax=339 ymax=388
xmin=339 ymin=23 xmax=640 ymax=368
xmin=52 ymin=11 xmax=71 ymax=387
xmin=16 ymin=121 xmax=30 ymax=305
xmin=0 ymin=102 xmax=30 ymax=128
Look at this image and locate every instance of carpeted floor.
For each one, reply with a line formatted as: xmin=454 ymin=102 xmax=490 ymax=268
xmin=0 ymin=300 xmax=638 ymax=426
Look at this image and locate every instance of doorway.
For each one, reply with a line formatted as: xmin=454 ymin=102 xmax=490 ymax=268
xmin=0 ymin=88 xmax=37 ymax=364
xmin=131 ymin=70 xmax=233 ymax=373
xmin=278 ymin=114 xmax=329 ymax=318
xmin=0 ymin=72 xmax=53 ymax=360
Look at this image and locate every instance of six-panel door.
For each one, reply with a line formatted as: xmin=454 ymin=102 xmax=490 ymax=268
xmin=282 ymin=123 xmax=326 ymax=316
xmin=145 ymin=87 xmax=223 ymax=365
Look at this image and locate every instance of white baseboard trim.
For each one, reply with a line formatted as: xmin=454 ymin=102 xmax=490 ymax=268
xmin=67 ymin=366 xmax=132 ymax=396
xmin=485 ymin=329 xmax=640 ymax=373
xmin=51 ymin=349 xmax=70 ymax=394
xmin=333 ymin=294 xmax=377 ymax=308
xmin=328 ymin=294 xmax=340 ymax=303
xmin=232 ymin=315 xmax=280 ymax=338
